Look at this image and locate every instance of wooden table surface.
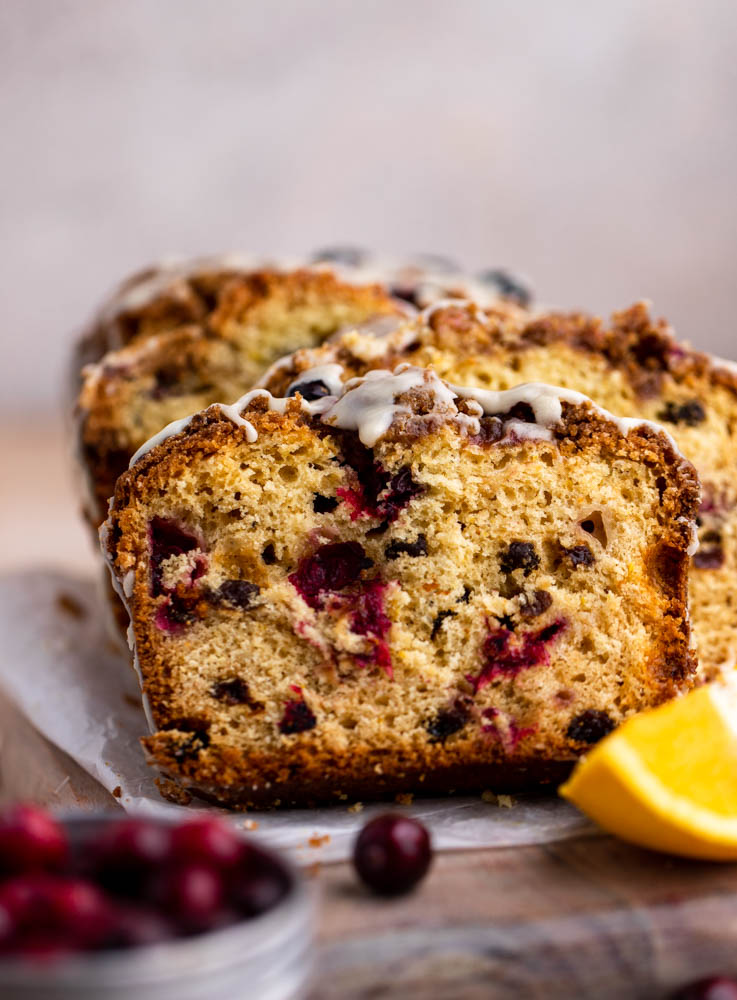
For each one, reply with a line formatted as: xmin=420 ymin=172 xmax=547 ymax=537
xmin=3 ymin=428 xmax=737 ymax=998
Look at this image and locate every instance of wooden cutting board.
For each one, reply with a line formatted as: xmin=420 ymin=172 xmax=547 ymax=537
xmin=1 ymin=688 xmax=735 ymax=999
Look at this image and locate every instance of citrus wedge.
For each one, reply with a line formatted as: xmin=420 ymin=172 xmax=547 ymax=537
xmin=560 ymin=680 xmax=737 ymax=860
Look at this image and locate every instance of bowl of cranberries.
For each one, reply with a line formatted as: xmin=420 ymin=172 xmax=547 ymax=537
xmin=0 ymin=804 xmax=312 ymax=999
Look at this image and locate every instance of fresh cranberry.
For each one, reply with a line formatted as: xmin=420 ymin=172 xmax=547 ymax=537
xmin=672 ymin=977 xmax=737 ymax=1000
xmin=90 ymin=818 xmax=172 ymax=896
xmin=151 ymin=863 xmax=224 ymax=930
xmin=0 ymin=804 xmax=67 ymax=875
xmin=104 ymin=903 xmax=175 ymax=949
xmin=353 ymin=814 xmax=432 ymax=896
xmin=230 ymin=856 xmax=290 ymax=917
xmin=0 ymin=900 xmax=16 ymax=951
xmin=45 ymin=878 xmax=112 ymax=948
xmin=170 ymin=818 xmax=243 ymax=870
xmin=288 ymin=541 xmax=370 ymax=609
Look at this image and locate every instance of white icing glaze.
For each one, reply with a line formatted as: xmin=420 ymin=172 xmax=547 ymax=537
xmin=710 ymin=353 xmax=737 ymax=378
xmin=99 ymin=521 xmax=156 ymax=731
xmin=129 ymin=415 xmax=194 ymax=466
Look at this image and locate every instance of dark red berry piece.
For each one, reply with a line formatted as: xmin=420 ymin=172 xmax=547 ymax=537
xmin=671 ymin=977 xmax=737 ymax=1000
xmin=289 ymin=541 xmax=371 ymax=609
xmin=149 ymin=517 xmax=200 ymax=596
xmin=0 ymin=804 xmax=67 ymax=876
xmin=469 ymin=620 xmax=565 ymax=692
xmin=171 ymin=818 xmax=243 ymax=870
xmin=354 ymin=814 xmax=432 ymax=896
xmin=0 ymin=900 xmax=15 ymax=951
xmin=279 ymin=699 xmax=317 ymax=735
xmin=104 ymin=903 xmax=174 ymax=949
xmin=90 ymin=818 xmax=172 ymax=897
xmin=566 ymin=710 xmax=615 ymax=745
xmin=151 ymin=863 xmax=224 ymax=931
xmin=230 ymin=856 xmax=290 ymax=917
xmin=45 ymin=878 xmax=112 ymax=948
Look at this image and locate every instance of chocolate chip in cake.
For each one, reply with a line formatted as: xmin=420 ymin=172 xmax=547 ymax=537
xmin=566 ymin=710 xmax=615 ymax=745
xmin=564 ymin=545 xmax=595 ymax=569
xmin=426 ymin=698 xmax=470 ymax=743
xmin=519 ymin=589 xmax=553 ymax=619
xmin=261 ymin=543 xmax=277 ymax=565
xmin=430 ymin=608 xmax=457 ymax=639
xmin=475 ymin=268 xmax=532 ymax=307
xmin=385 ymin=534 xmax=428 ymax=560
xmin=279 ymin=699 xmax=317 ymax=735
xmin=287 ymin=379 xmax=332 ymax=401
xmin=500 ymin=541 xmax=540 ymax=576
xmin=313 ymin=493 xmax=339 ymax=514
xmin=214 ymin=580 xmax=260 ymax=610
xmin=657 ymin=399 xmax=706 ymax=427
xmin=211 ymin=678 xmax=264 ymax=710
xmin=457 ymin=586 xmax=473 ymax=604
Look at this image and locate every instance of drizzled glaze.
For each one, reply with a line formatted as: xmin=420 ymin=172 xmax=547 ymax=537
xmin=128 ymin=362 xmax=692 ymax=473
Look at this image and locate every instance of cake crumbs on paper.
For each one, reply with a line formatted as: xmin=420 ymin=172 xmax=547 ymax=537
xmin=242 ymin=819 xmax=259 ymax=831
xmin=347 ymin=802 xmax=364 ymax=814
xmin=305 ymin=862 xmax=322 ymax=879
xmin=482 ymin=790 xmax=515 ymax=808
xmin=308 ymin=833 xmax=331 ymax=848
xmin=112 ymin=785 xmax=122 ymax=799
xmin=395 ymin=792 xmax=414 ymax=806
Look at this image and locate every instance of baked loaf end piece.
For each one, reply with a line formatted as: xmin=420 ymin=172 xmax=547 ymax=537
xmin=76 ymin=262 xmax=406 ymax=529
xmin=261 ymin=300 xmax=737 ymax=679
xmin=103 ymin=367 xmax=699 ymax=808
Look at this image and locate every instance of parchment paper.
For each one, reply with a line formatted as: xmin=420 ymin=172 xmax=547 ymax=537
xmin=0 ymin=570 xmax=594 ymax=864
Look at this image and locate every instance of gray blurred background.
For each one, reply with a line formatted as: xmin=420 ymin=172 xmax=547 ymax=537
xmin=2 ymin=0 xmax=737 ymax=419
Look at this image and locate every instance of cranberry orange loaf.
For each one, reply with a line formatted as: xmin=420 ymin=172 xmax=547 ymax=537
xmin=102 ymin=366 xmax=698 ymax=807
xmin=261 ymin=300 xmax=737 ymax=679
xmin=75 ymin=260 xmax=410 ymax=530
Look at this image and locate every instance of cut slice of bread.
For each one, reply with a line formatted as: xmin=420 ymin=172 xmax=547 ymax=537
xmin=260 ymin=300 xmax=737 ymax=680
xmin=103 ymin=366 xmax=699 ymax=808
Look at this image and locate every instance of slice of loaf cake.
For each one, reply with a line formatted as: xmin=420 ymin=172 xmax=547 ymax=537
xmin=75 ymin=260 xmax=409 ymax=530
xmin=102 ymin=366 xmax=698 ymax=807
xmin=260 ymin=300 xmax=737 ymax=680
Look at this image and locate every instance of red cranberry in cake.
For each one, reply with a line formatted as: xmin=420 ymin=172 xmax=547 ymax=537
xmin=0 ymin=804 xmax=67 ymax=876
xmin=103 ymin=366 xmax=699 ymax=806
xmin=289 ymin=541 xmax=372 ymax=610
xmin=353 ymin=814 xmax=432 ymax=896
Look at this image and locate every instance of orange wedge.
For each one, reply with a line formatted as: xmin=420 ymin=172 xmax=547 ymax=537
xmin=560 ymin=680 xmax=737 ymax=860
